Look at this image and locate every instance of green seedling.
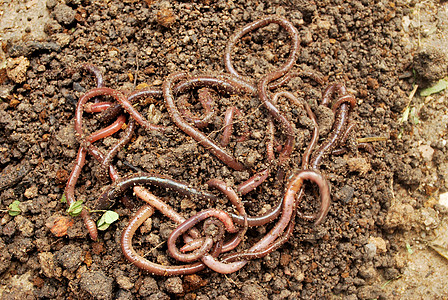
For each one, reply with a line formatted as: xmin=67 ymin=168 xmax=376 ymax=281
xmin=97 ymin=210 xmax=119 ymax=231
xmin=67 ymin=200 xmax=84 ymax=217
xmin=406 ymin=242 xmax=414 ymax=254
xmin=60 ymin=194 xmax=67 ymax=203
xmin=8 ymin=200 xmax=21 ymax=216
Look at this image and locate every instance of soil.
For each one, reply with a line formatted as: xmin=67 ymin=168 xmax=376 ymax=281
xmin=1 ymin=0 xmax=448 ymax=299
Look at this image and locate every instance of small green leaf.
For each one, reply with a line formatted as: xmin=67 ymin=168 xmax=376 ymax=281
xmin=97 ymin=211 xmax=119 ymax=231
xmin=104 ymin=211 xmax=119 ymax=224
xmin=67 ymin=200 xmax=83 ymax=217
xmin=8 ymin=200 xmax=21 ymax=216
xmin=420 ymin=78 xmax=448 ymax=97
xmin=406 ymin=242 xmax=414 ymax=254
xmin=60 ymin=194 xmax=67 ymax=203
xmin=97 ymin=222 xmax=110 ymax=231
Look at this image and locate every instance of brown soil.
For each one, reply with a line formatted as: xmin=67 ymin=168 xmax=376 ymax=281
xmin=1 ymin=1 xmax=447 ymax=299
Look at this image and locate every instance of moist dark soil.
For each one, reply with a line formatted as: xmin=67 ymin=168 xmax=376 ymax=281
xmin=1 ymin=1 xmax=447 ymax=299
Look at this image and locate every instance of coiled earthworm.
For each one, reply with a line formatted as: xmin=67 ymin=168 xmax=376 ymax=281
xmin=225 ymin=16 xmax=300 ymax=85
xmin=163 ymin=72 xmax=245 ymax=171
xmin=121 ymin=205 xmax=209 ymax=276
xmin=225 ymin=16 xmax=300 ymax=166
xmin=167 ymin=209 xmax=237 ymax=262
xmin=178 ymin=88 xmax=216 ymax=129
xmin=207 ymin=179 xmax=248 ymax=250
xmin=132 ymin=187 xmax=247 ymax=273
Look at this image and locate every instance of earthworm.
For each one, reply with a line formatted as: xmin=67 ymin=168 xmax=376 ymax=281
xmin=71 ymin=89 xmax=126 ymax=239
xmin=73 ymin=88 xmax=143 ymax=238
xmin=268 ymin=70 xmax=325 ymax=90
xmin=133 ymin=187 xmax=247 ymax=273
xmin=180 ymin=218 xmax=226 ymax=253
xmin=228 ymin=197 xmax=282 ymax=227
xmin=226 ymin=16 xmax=300 ymax=165
xmin=84 ymin=101 xmax=112 ymax=113
xmin=85 ymin=115 xmax=126 ymax=143
xmin=80 ymin=63 xmax=104 ymax=88
xmin=225 ymin=16 xmax=300 ymax=85
xmin=217 ymin=170 xmax=329 ymax=265
xmin=178 ymin=88 xmax=216 ymax=129
xmin=65 ymin=147 xmax=98 ymax=240
xmin=271 ymin=91 xmax=319 ymax=169
xmin=310 ymin=84 xmax=356 ymax=169
xmin=96 ymin=87 xmax=163 ymax=125
xmin=167 ymin=209 xmax=237 ymax=262
xmin=332 ymin=94 xmax=356 ymax=113
xmin=163 ymin=72 xmax=245 ymax=171
xmin=176 ymin=74 xmax=256 ymax=95
xmin=97 ymin=118 xmax=136 ymax=183
xmin=236 ymin=168 xmax=271 ymax=196
xmin=78 ymin=87 xmax=165 ymax=133
xmin=96 ymin=172 xmax=219 ymax=209
xmin=266 ymin=117 xmax=276 ymax=163
xmin=250 ymin=169 xmax=330 ymax=253
xmin=334 ymin=122 xmax=356 ymax=149
xmin=98 ymin=103 xmax=124 ymax=124
xmin=121 ymin=205 xmax=208 ymax=276
xmin=221 ymin=107 xmax=249 ymax=147
xmin=207 ymin=179 xmax=248 ymax=250
xmin=132 ymin=186 xmax=202 ymax=241
xmin=221 ymin=215 xmax=295 ymax=263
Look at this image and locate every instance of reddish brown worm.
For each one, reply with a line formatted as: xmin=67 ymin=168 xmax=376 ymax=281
xmin=167 ymin=209 xmax=238 ymax=262
xmin=207 ymin=179 xmax=248 ymax=251
xmin=216 ymin=170 xmax=329 ymax=266
xmin=97 ymin=118 xmax=136 ymax=182
xmin=84 ymin=101 xmax=112 ymax=113
xmin=221 ymin=107 xmax=249 ymax=147
xmin=81 ymin=63 xmax=104 ymax=88
xmin=72 ymin=88 xmax=143 ymax=239
xmin=225 ymin=16 xmax=301 ymax=167
xmin=268 ymin=70 xmax=325 ymax=90
xmin=133 ymin=187 xmax=247 ymax=273
xmin=221 ymin=215 xmax=295 ymax=263
xmin=250 ymin=169 xmax=330 ymax=253
xmin=68 ymin=89 xmax=125 ymax=240
xmin=64 ymin=147 xmax=98 ymax=240
xmin=271 ymin=91 xmax=319 ymax=169
xmin=163 ymin=72 xmax=246 ymax=171
xmin=121 ymin=205 xmax=209 ymax=276
xmin=228 ymin=90 xmax=320 ymax=227
xmin=225 ymin=16 xmax=300 ymax=85
xmin=178 ymin=88 xmax=216 ymax=129
xmin=310 ymin=84 xmax=356 ymax=169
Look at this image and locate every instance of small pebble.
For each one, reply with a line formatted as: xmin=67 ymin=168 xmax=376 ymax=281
xmin=53 ymin=4 xmax=76 ymax=26
xmin=116 ymin=274 xmax=134 ymax=290
xmin=164 ymin=277 xmax=183 ymax=294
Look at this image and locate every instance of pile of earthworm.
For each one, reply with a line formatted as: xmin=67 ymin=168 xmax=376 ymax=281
xmin=65 ymin=16 xmax=359 ymax=275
